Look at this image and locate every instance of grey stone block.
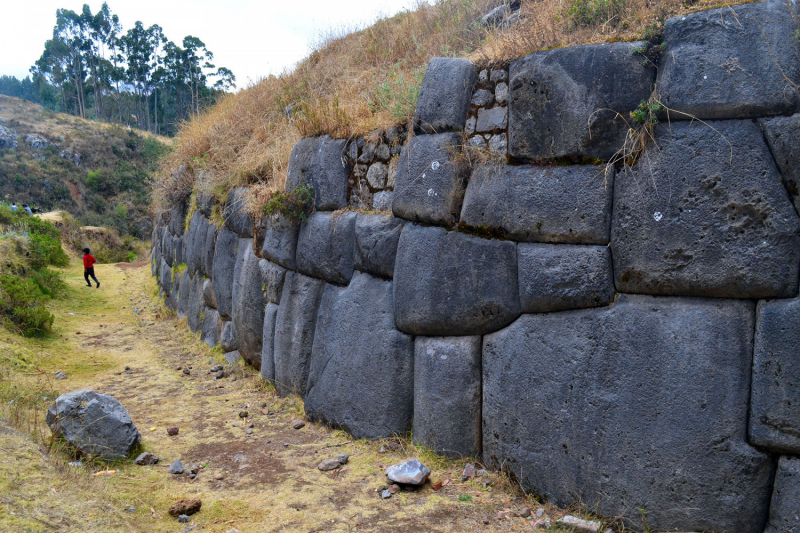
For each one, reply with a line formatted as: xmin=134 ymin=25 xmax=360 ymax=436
xmin=162 ymin=230 xmax=173 ymax=267
xmin=306 ymin=272 xmax=414 ymax=439
xmin=658 ymin=0 xmax=800 ymax=120
xmin=259 ymin=259 xmax=286 ymax=305
xmin=273 ymin=272 xmax=327 ymax=397
xmin=761 ymin=114 xmax=800 ymax=215
xmin=230 ymin=238 xmax=250 ymax=326
xmin=414 ymin=57 xmax=477 ymax=134
xmin=159 ymin=258 xmax=172 ymax=296
xmin=201 ymin=306 xmax=221 ymax=348
xmin=413 ymin=336 xmax=481 ymax=457
xmin=372 ymin=191 xmax=394 ymax=211
xmin=232 ymin=245 xmax=266 ymax=369
xmin=765 ymin=456 xmax=800 ymax=533
xmin=186 ymin=211 xmax=204 ymax=274
xmin=366 ymin=162 xmax=388 ymax=189
xmin=475 ymin=106 xmax=507 ymax=133
xmin=483 ymin=295 xmax=772 ymax=533
xmin=392 ymin=132 xmax=465 ymax=226
xmin=223 ymin=187 xmax=254 ymax=237
xmin=187 ymin=273 xmax=205 ymax=333
xmin=471 ymin=89 xmax=494 ymax=107
xmin=169 ymin=201 xmax=187 ymax=236
xmin=296 ymin=212 xmax=357 ymax=285
xmin=611 ymin=120 xmax=800 ymax=299
xmin=750 ymin=296 xmax=800 ymax=454
xmin=177 ymin=270 xmax=191 ymax=319
xmin=212 ymin=227 xmax=239 ymax=319
xmin=461 ymin=163 xmax=613 ymax=244
xmin=259 ymin=214 xmax=300 ymax=270
xmin=394 ymin=224 xmax=520 ymax=335
xmin=260 ymin=303 xmax=279 ymax=383
xmin=285 ymin=135 xmax=350 ymax=211
xmin=200 ymin=220 xmax=217 ymax=277
xmin=202 ymin=279 xmax=216 ymax=309
xmin=220 ymin=320 xmax=237 ymax=352
xmin=509 ymin=41 xmax=656 ymax=161
xmin=518 ymin=243 xmax=614 ymax=313
xmin=174 ymin=234 xmax=185 ymax=266
xmin=355 ymin=214 xmax=404 ymax=279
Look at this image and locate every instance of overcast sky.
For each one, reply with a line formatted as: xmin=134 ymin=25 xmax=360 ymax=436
xmin=0 ymin=0 xmax=419 ymax=89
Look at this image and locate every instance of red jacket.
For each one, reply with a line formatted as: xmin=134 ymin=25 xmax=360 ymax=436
xmin=83 ymin=254 xmax=96 ymax=269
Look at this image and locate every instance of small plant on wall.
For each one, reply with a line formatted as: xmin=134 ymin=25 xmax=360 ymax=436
xmin=260 ymin=184 xmax=314 ymax=223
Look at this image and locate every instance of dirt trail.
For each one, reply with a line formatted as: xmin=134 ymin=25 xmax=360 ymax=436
xmin=0 ymin=261 xmax=582 ymax=532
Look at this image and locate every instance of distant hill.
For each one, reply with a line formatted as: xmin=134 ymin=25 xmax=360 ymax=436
xmin=0 ymin=95 xmax=169 ymax=238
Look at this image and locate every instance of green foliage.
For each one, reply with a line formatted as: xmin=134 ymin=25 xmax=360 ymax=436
xmin=634 ymin=22 xmax=666 ymax=67
xmin=458 ymin=494 xmax=472 ymax=502
xmin=21 ymin=217 xmax=69 ymax=269
xmin=366 ymin=61 xmax=426 ymax=120
xmin=564 ymin=0 xmax=627 ymax=27
xmin=261 ymin=184 xmax=315 ymax=222
xmin=630 ymin=99 xmax=664 ymax=127
xmin=29 ymin=267 xmax=67 ymax=298
xmin=0 ymin=274 xmax=55 ymax=337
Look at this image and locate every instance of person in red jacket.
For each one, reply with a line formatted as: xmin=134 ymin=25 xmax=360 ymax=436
xmin=83 ymin=248 xmax=100 ymax=288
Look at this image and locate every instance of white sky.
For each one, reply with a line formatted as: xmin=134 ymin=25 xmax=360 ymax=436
xmin=0 ymin=0 xmax=419 ymax=90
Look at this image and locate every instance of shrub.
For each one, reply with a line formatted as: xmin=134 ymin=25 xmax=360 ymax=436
xmin=0 ymin=274 xmax=54 ymax=336
xmin=29 ymin=268 xmax=66 ymax=298
xmin=260 ymin=184 xmax=314 ymax=222
xmin=564 ymin=0 xmax=628 ymax=27
xmin=366 ymin=61 xmax=426 ymax=121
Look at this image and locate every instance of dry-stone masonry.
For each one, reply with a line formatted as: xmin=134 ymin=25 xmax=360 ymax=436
xmin=153 ymin=2 xmax=800 ymax=529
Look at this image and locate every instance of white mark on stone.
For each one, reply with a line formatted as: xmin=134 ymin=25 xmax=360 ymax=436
xmin=427 ymin=188 xmax=437 ymax=197
xmin=703 ymin=75 xmax=707 ymax=80
xmin=431 ymin=161 xmax=440 ymax=171
xmin=653 ymin=211 xmax=663 ymax=222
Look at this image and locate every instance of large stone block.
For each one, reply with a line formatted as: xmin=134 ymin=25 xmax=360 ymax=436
xmin=220 ymin=320 xmax=236 ymax=352
xmin=200 ymin=220 xmax=217 ymax=277
xmin=296 ymin=212 xmax=356 ymax=285
xmin=273 ymin=272 xmax=327 ymax=397
xmin=159 ymin=258 xmax=172 ymax=296
xmin=354 ymin=214 xmax=404 ymax=279
xmin=413 ymin=57 xmax=477 ymax=134
xmin=658 ymin=0 xmax=800 ymax=120
xmin=173 ymin=234 xmax=185 ymax=266
xmin=392 ymin=133 xmax=465 ymax=226
xmin=162 ymin=229 xmax=173 ymax=267
xmin=483 ymin=295 xmax=772 ymax=533
xmin=611 ymin=120 xmax=800 ymax=298
xmin=186 ymin=211 xmax=205 ymax=274
xmin=765 ymin=456 xmax=800 ymax=533
xmin=761 ymin=114 xmax=800 ymax=215
xmin=285 ymin=135 xmax=350 ymax=211
xmin=187 ymin=273 xmax=205 ymax=333
xmin=223 ymin=187 xmax=254 ymax=238
xmin=232 ymin=245 xmax=266 ymax=369
xmin=177 ymin=270 xmax=191 ymax=319
xmin=259 ymin=259 xmax=286 ymax=305
xmin=518 ymin=243 xmax=614 ymax=313
xmin=259 ymin=214 xmax=300 ymax=270
xmin=508 ymin=42 xmax=655 ymax=161
xmin=394 ymin=224 xmax=520 ymax=335
xmin=413 ymin=336 xmax=481 ymax=458
xmin=202 ymin=279 xmax=216 ymax=309
xmin=750 ymin=297 xmax=800 ymax=454
xmin=211 ymin=227 xmax=239 ymax=319
xmin=461 ymin=163 xmax=613 ymax=244
xmin=305 ymin=272 xmax=414 ymax=439
xmin=201 ymin=306 xmax=221 ymax=348
xmin=168 ymin=200 xmax=187 ymax=236
xmin=260 ymin=303 xmax=279 ymax=383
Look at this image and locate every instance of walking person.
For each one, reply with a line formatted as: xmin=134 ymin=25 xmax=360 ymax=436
xmin=83 ymin=248 xmax=100 ymax=288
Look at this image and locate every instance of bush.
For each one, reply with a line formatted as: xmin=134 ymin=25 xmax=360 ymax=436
xmin=0 ymin=274 xmax=54 ymax=337
xmin=260 ymin=184 xmax=314 ymax=222
xmin=564 ymin=0 xmax=627 ymax=28
xmin=20 ymin=216 xmax=69 ymax=268
xmin=29 ymin=268 xmax=66 ymax=298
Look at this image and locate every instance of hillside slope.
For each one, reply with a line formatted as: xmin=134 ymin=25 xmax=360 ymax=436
xmin=0 ymin=96 xmax=169 ymax=238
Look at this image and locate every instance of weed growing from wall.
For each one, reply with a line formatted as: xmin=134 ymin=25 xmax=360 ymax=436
xmin=260 ymin=184 xmax=315 ymax=223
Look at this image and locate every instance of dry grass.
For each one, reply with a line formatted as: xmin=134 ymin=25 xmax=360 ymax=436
xmin=153 ymin=0 xmax=750 ymax=216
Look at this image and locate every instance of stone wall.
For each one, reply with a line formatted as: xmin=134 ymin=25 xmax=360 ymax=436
xmin=151 ymin=1 xmax=800 ymax=531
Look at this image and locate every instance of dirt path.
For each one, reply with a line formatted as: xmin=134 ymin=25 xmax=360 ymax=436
xmin=0 ymin=261 xmax=582 ymax=532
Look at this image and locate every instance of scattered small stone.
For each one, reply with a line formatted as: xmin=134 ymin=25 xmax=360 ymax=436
xmin=379 ymin=446 xmax=387 ymax=453
xmin=124 ymin=366 xmax=130 ymax=371
xmin=54 ymin=371 xmax=67 ymax=380
xmin=338 ymin=454 xmax=349 ymax=465
xmin=68 ymin=461 xmax=83 ymax=467
xmin=247 ymin=422 xmax=254 ymax=428
xmin=385 ymin=459 xmax=431 ymax=486
xmin=168 ymin=498 xmax=202 ymax=517
xmin=210 ymin=365 xmax=222 ymax=372
xmin=556 ymin=515 xmax=602 ymax=533
xmin=135 ymin=452 xmax=159 ymax=465
xmin=318 ymin=459 xmax=341 ymax=471
xmin=167 ymin=426 xmax=179 ymax=436
xmin=388 ymin=484 xmax=400 ymax=494
xmin=214 ymin=473 xmax=224 ymax=480
xmin=216 ymin=370 xmax=226 ymax=379
xmin=182 ymin=368 xmax=190 ymax=375
xmin=431 ymin=481 xmax=443 ymax=491
xmin=462 ymin=463 xmax=476 ymax=481
xmin=209 ymin=359 xmax=215 ymax=365
xmin=477 ymin=469 xmax=487 ymax=476
xmin=381 ymin=489 xmax=392 ymax=499
xmin=189 ymin=473 xmax=196 ymax=479
xmin=177 ymin=514 xmax=190 ymax=523
xmin=246 ymin=429 xmax=253 ymax=435
xmin=238 ymin=411 xmax=248 ymax=419
xmin=190 ymin=465 xmax=200 ymax=474
xmin=232 ymin=376 xmax=237 ymax=382
xmin=292 ymin=420 xmax=305 ymax=430
xmin=519 ymin=507 xmax=532 ymax=517
xmin=126 ymin=505 xmax=136 ymax=512
xmin=232 ymin=423 xmax=238 ymax=427
xmin=260 ymin=403 xmax=268 ymax=408
xmin=168 ymin=459 xmax=184 ymax=475
xmin=536 ymin=508 xmax=545 ymax=518
xmin=497 ymin=511 xmax=507 ymax=520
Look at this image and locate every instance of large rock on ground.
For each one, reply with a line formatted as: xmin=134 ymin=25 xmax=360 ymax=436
xmin=285 ymin=135 xmax=350 ymax=211
xmin=259 ymin=214 xmax=301 ymax=270
xmin=260 ymin=303 xmax=279 ymax=383
xmin=483 ymin=295 xmax=772 ymax=533
xmin=212 ymin=227 xmax=239 ymax=319
xmin=765 ymin=456 xmax=800 ymax=533
xmin=518 ymin=243 xmax=614 ymax=313
xmin=413 ymin=336 xmax=481 ymax=457
xmin=305 ymin=272 xmax=414 ymax=439
xmin=223 ymin=187 xmax=254 ymax=237
xmin=508 ymin=42 xmax=655 ymax=161
xmin=273 ymin=272 xmax=327 ymax=397
xmin=760 ymin=114 xmax=800 ymax=215
xmin=750 ymin=297 xmax=800 ymax=454
xmin=460 ymin=163 xmax=613 ymax=244
xmin=186 ymin=273 xmax=205 ymax=333
xmin=201 ymin=307 xmax=222 ymax=348
xmin=611 ymin=120 xmax=800 ymax=299
xmin=658 ymin=0 xmax=800 ymax=120
xmin=394 ymin=224 xmax=519 ymax=335
xmin=413 ymin=57 xmax=477 ymax=134
xmin=232 ymin=245 xmax=266 ymax=369
xmin=354 ymin=214 xmax=404 ymax=279
xmin=259 ymin=259 xmax=286 ymax=304
xmin=392 ymin=133 xmax=465 ymax=226
xmin=296 ymin=212 xmax=357 ymax=285
xmin=47 ymin=390 xmax=141 ymax=461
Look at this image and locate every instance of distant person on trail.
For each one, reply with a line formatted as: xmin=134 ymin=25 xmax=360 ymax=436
xmin=10 ymin=203 xmax=17 ymax=211
xmin=23 ymin=204 xmax=32 ymax=215
xmin=83 ymin=248 xmax=100 ymax=288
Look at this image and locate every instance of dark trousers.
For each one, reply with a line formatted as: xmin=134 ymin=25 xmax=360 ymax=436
xmin=84 ymin=268 xmax=98 ymax=286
